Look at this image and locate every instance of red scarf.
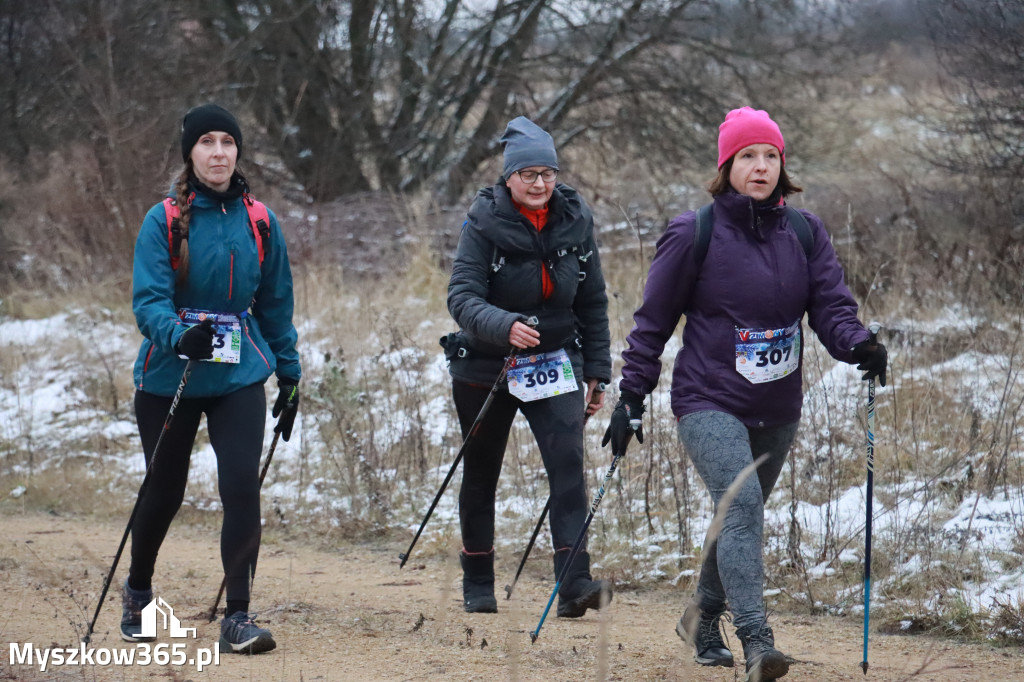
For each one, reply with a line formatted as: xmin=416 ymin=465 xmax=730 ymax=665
xmin=515 ymin=202 xmax=553 ymax=299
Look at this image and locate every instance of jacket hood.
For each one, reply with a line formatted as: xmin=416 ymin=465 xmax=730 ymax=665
xmin=465 ymin=180 xmax=591 ymax=255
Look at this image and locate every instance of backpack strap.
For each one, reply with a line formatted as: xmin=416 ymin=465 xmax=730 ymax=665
xmin=783 ymin=206 xmax=813 ymax=258
xmin=693 ymin=202 xmax=813 ymax=268
xmin=163 ymin=197 xmax=183 ymax=270
xmin=488 ymin=243 xmax=591 ymax=283
xmin=243 ymin=193 xmax=271 ymax=267
xmin=694 ymin=203 xmax=714 ymax=268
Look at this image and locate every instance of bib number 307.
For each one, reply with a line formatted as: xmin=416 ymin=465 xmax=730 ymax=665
xmin=734 ymin=320 xmax=801 ymax=384
xmin=507 ymin=349 xmax=578 ymax=402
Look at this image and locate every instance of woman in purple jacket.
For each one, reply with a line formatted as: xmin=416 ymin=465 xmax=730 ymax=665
xmin=602 ymin=107 xmax=887 ymax=682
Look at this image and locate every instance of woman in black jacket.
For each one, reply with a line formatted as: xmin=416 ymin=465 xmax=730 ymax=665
xmin=443 ymin=116 xmax=612 ymax=616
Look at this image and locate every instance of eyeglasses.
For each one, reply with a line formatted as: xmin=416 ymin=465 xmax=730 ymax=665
xmin=515 ymin=169 xmax=558 ymax=184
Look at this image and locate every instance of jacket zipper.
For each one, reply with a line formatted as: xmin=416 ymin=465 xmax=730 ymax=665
xmin=243 ymin=319 xmax=272 ymax=370
xmin=139 ymin=344 xmax=155 ymax=389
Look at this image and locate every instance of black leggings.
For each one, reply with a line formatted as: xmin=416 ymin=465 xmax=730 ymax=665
xmin=129 ymin=383 xmax=266 ymax=604
xmin=452 ymin=380 xmax=588 ymax=553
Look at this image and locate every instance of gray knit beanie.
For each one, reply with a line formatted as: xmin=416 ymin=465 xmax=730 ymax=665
xmin=500 ymin=116 xmax=559 ymax=179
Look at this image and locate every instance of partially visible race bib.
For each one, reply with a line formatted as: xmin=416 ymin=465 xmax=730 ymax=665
xmin=506 ymin=348 xmax=578 ymax=402
xmin=735 ymin=320 xmax=801 ymax=384
xmin=177 ymin=309 xmax=243 ymax=364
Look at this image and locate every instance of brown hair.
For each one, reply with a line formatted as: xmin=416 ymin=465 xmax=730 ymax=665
xmin=707 ymin=158 xmax=803 ymax=197
xmin=173 ymin=163 xmax=193 ymax=285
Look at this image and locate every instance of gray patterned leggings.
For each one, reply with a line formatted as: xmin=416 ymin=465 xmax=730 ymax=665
xmin=677 ymin=410 xmax=798 ymax=631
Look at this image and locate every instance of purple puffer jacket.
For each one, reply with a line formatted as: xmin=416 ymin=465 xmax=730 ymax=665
xmin=619 ymin=190 xmax=870 ymax=427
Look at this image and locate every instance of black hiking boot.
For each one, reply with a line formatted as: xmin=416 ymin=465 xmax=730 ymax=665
xmin=675 ymin=600 xmax=734 ymax=667
xmin=553 ymin=549 xmax=612 ymax=618
xmin=736 ymin=622 xmax=790 ymax=681
xmin=120 ymin=579 xmax=155 ymax=643
xmin=460 ymin=549 xmax=498 ymax=613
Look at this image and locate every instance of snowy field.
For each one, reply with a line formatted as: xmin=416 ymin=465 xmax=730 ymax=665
xmin=1 ymin=301 xmax=1022 ymax=640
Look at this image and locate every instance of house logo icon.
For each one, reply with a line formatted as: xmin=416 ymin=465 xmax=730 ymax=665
xmin=139 ymin=597 xmax=197 ymax=639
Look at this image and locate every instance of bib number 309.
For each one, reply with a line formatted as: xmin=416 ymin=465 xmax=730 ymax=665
xmin=507 ymin=348 xmax=578 ymax=402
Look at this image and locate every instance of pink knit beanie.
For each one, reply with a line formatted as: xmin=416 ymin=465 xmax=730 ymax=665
xmin=717 ymin=107 xmax=785 ymax=169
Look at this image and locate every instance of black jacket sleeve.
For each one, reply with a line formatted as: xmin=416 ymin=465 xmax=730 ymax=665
xmin=447 ymin=218 xmax=520 ymax=347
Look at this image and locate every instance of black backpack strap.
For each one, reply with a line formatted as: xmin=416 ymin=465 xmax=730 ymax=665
xmin=170 ymin=218 xmax=182 ymax=261
xmin=693 ymin=203 xmax=714 ymax=268
xmin=784 ymin=206 xmax=814 ymax=258
xmin=575 ymin=242 xmax=593 ymax=281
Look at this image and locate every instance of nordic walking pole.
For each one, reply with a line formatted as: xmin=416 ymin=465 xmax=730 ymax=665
xmin=530 ymin=420 xmax=637 ymax=643
xmin=506 ymin=500 xmax=549 ymax=599
xmin=398 ymin=317 xmax=537 ymax=568
xmin=862 ymin=322 xmax=881 ymax=675
xmin=505 ymin=383 xmax=606 ymax=599
xmin=207 ymin=430 xmax=281 ymax=621
xmin=398 ymin=352 xmax=517 ymax=568
xmin=84 ymin=360 xmax=197 ymax=643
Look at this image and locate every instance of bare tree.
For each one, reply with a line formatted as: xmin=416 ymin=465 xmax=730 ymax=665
xmin=918 ymin=0 xmax=1024 ymax=302
xmin=0 ymin=1 xmax=213 ymax=289
xmin=195 ymin=0 xmax=841 ymax=204
xmin=925 ymin=0 xmax=1024 ymax=179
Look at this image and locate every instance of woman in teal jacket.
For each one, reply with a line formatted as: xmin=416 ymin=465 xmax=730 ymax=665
xmin=122 ymin=104 xmax=300 ymax=655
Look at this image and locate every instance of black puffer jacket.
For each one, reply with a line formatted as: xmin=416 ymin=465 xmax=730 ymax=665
xmin=444 ymin=179 xmax=611 ymax=386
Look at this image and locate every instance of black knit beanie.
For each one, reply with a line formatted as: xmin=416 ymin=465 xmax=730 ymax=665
xmin=180 ymin=104 xmax=243 ymax=162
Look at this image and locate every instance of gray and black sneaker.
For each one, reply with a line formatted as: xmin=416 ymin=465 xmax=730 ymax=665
xmin=736 ymin=623 xmax=789 ymax=681
xmin=219 ymin=612 xmax=276 ymax=654
xmin=120 ymin=579 xmax=155 ymax=643
xmin=675 ymin=601 xmax=734 ymax=667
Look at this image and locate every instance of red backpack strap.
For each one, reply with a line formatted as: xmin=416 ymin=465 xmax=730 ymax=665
xmin=243 ymin=193 xmax=271 ymax=267
xmin=163 ymin=197 xmax=183 ymax=270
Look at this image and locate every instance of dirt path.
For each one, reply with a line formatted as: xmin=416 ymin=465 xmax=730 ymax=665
xmin=1 ymin=511 xmax=1020 ymax=681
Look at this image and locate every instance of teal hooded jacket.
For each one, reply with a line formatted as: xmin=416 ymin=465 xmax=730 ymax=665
xmin=132 ymin=186 xmax=301 ymax=397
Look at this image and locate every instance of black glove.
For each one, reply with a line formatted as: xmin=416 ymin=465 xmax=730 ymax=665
xmin=272 ymin=380 xmax=300 ymax=441
xmin=601 ymin=388 xmax=645 ymax=455
xmin=851 ymin=338 xmax=888 ymax=387
xmin=175 ymin=318 xmax=215 ymax=360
